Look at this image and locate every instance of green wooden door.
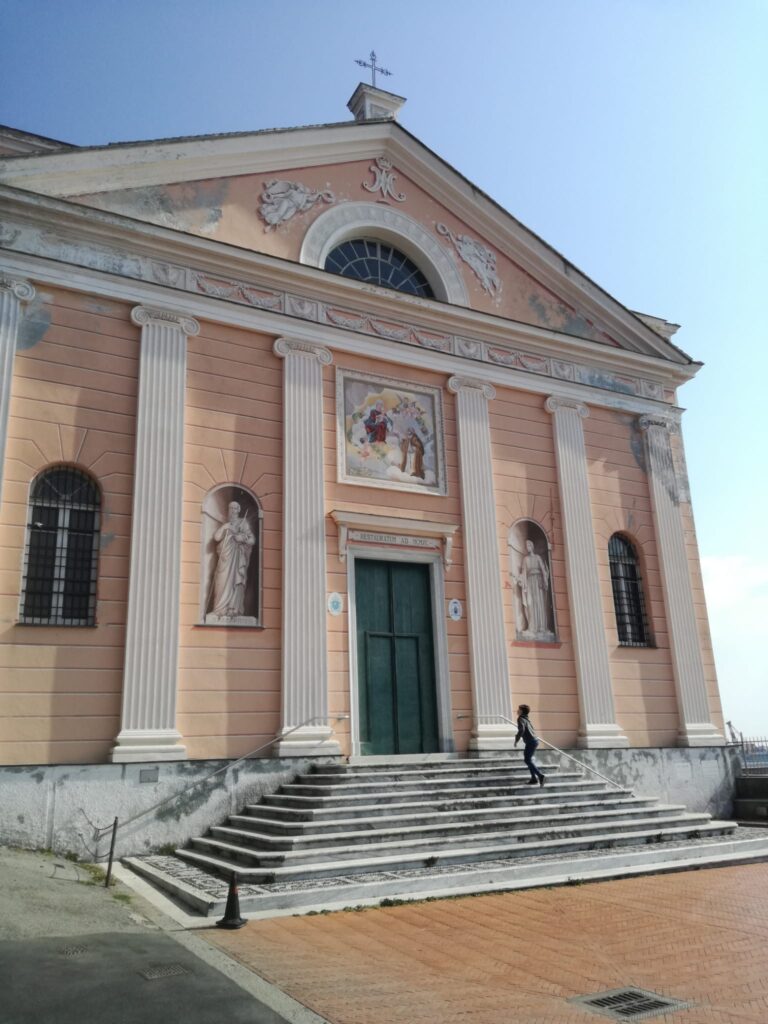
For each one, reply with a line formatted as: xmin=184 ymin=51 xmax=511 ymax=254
xmin=355 ymin=560 xmax=439 ymax=756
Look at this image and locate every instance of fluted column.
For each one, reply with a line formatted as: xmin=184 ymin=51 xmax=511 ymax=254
xmin=0 ymin=275 xmax=35 ymax=510
xmin=639 ymin=416 xmax=724 ymax=745
xmin=448 ymin=376 xmax=515 ymax=750
xmin=545 ymin=397 xmax=628 ymax=747
xmin=274 ymin=338 xmax=341 ymax=756
xmin=112 ymin=307 xmax=199 ymax=763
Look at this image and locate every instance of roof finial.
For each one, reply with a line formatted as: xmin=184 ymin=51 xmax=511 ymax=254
xmin=354 ymin=50 xmax=392 ymax=89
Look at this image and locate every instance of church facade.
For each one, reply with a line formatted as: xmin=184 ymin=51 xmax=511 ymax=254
xmin=0 ymin=86 xmax=728 ymax=847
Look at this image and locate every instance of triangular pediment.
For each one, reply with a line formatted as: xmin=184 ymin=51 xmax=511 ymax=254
xmin=0 ymin=119 xmax=688 ymax=362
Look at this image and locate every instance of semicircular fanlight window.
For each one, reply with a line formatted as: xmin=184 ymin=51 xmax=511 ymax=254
xmin=325 ymin=239 xmax=434 ymax=298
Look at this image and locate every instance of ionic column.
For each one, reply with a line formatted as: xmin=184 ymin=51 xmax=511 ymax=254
xmin=0 ymin=275 xmax=35 ymax=510
xmin=545 ymin=397 xmax=628 ymax=747
xmin=111 ymin=307 xmax=199 ymax=763
xmin=639 ymin=416 xmax=724 ymax=745
xmin=448 ymin=376 xmax=515 ymax=750
xmin=274 ymin=338 xmax=340 ymax=756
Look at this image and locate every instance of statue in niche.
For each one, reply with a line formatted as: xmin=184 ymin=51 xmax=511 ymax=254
xmin=508 ymin=522 xmax=556 ymax=641
xmin=209 ymin=501 xmax=255 ymax=618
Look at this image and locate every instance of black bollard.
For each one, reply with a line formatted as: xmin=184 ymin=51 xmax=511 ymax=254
xmin=216 ymin=871 xmax=247 ymax=929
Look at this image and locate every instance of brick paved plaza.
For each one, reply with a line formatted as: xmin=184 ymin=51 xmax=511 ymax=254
xmin=207 ymin=864 xmax=768 ymax=1023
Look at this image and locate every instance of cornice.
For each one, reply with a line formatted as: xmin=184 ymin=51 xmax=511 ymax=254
xmin=0 ymin=121 xmax=688 ymax=365
xmin=0 ymin=184 xmax=698 ymax=395
xmin=0 ymin=244 xmax=685 ymax=423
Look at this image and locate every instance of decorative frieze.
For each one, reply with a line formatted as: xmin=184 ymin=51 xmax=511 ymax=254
xmin=545 ymin=396 xmax=629 ymax=748
xmin=274 ymin=337 xmax=341 ymax=757
xmin=448 ymin=375 xmax=516 ymax=750
xmin=0 ymin=220 xmax=670 ymax=403
xmin=0 ymin=275 xmax=35 ymax=508
xmin=111 ymin=306 xmax=200 ymax=763
xmin=639 ymin=415 xmax=724 ymax=746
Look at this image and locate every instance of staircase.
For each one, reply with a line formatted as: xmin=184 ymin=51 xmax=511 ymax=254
xmin=156 ymin=755 xmax=739 ymax=894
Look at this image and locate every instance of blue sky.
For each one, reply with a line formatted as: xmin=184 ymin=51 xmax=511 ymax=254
xmin=2 ymin=0 xmax=766 ymax=733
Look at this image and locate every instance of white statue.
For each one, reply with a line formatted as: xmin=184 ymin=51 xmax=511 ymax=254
xmin=258 ymin=179 xmax=335 ymax=230
xmin=208 ymin=502 xmax=255 ymax=618
xmin=516 ymin=540 xmax=551 ymax=637
xmin=436 ymin=222 xmax=501 ymax=298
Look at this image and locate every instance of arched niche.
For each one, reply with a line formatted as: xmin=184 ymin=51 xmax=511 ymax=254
xmin=200 ymin=484 xmax=263 ymax=626
xmin=507 ymin=519 xmax=556 ymax=642
xmin=300 ymin=202 xmax=469 ymax=305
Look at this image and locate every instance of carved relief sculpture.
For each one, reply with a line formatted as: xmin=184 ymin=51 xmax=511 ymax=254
xmin=258 ymin=179 xmax=335 ymax=230
xmin=436 ymin=222 xmax=501 ymax=298
xmin=362 ymin=157 xmax=406 ymax=202
xmin=508 ymin=521 xmax=556 ymax=641
xmin=201 ymin=485 xmax=262 ymax=625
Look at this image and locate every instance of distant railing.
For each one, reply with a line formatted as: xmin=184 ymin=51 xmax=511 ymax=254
xmin=456 ymin=713 xmax=626 ymax=792
xmin=98 ymin=714 xmax=350 ymax=886
xmin=726 ymin=721 xmax=768 ymax=776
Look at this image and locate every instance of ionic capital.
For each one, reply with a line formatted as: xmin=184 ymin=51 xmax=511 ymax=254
xmin=0 ymin=275 xmax=35 ymax=302
xmin=131 ymin=306 xmax=200 ymax=336
xmin=273 ymin=337 xmax=333 ymax=365
xmin=447 ymin=375 xmax=496 ymax=401
xmin=544 ymin=396 xmax=589 ymax=419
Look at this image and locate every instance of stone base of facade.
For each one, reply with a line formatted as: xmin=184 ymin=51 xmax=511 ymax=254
xmin=468 ymin=722 xmax=519 ymax=753
xmin=110 ymin=728 xmax=187 ymax=763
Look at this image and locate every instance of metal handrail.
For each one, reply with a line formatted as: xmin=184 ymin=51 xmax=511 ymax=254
xmin=457 ymin=713 xmax=626 ymax=792
xmin=101 ymin=713 xmax=349 ymax=885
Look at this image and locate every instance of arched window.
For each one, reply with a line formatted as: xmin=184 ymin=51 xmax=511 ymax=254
xmin=20 ymin=467 xmax=100 ymax=626
xmin=608 ymin=534 xmax=651 ymax=646
xmin=324 ymin=239 xmax=434 ymax=298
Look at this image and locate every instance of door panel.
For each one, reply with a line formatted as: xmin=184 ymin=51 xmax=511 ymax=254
xmin=355 ymin=559 xmax=439 ymax=755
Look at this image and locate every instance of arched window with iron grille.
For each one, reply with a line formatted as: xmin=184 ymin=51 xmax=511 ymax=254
xmin=324 ymin=239 xmax=435 ymax=298
xmin=19 ymin=467 xmax=100 ymax=626
xmin=608 ymin=533 xmax=651 ymax=647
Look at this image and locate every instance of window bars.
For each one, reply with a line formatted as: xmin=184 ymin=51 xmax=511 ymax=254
xmin=20 ymin=467 xmax=100 ymax=626
xmin=325 ymin=239 xmax=434 ymax=298
xmin=608 ymin=534 xmax=651 ymax=647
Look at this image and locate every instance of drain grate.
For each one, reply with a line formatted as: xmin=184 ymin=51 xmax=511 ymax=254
xmin=139 ymin=963 xmax=189 ymax=981
xmin=59 ymin=945 xmax=88 ymax=957
xmin=569 ymin=987 xmax=693 ymax=1020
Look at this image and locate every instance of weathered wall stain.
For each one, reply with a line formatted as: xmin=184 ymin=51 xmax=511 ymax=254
xmin=76 ymin=179 xmax=229 ymax=236
xmin=17 ymin=296 xmax=52 ymax=349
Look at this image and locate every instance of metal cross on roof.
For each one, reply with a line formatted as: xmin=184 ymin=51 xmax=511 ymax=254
xmin=355 ymin=50 xmax=392 ymax=88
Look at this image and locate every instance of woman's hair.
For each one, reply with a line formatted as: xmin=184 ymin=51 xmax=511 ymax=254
xmin=518 ymin=704 xmax=530 ymax=716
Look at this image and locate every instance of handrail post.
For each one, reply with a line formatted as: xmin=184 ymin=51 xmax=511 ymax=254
xmin=104 ymin=816 xmax=118 ymax=887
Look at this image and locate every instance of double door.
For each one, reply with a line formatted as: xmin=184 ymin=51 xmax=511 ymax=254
xmin=355 ymin=559 xmax=439 ymax=756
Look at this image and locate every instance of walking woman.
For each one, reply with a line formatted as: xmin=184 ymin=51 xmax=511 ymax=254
xmin=514 ymin=704 xmax=546 ymax=786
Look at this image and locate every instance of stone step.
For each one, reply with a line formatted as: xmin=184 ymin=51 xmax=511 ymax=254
xmin=213 ymin=804 xmax=690 ymax=852
xmin=190 ymin=811 xmax=715 ymax=868
xmin=231 ymin=795 xmax=658 ymax=835
xmin=264 ymin=774 xmax=593 ymax=809
xmin=253 ymin=781 xmax=618 ymax=820
xmin=300 ymin=763 xmax=558 ymax=785
xmin=282 ymin=770 xmax=562 ymax=797
xmin=175 ymin=820 xmax=736 ymax=884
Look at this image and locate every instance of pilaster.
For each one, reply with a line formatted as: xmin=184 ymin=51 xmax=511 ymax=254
xmin=639 ymin=415 xmax=724 ymax=746
xmin=545 ymin=397 xmax=629 ymax=747
xmin=274 ymin=338 xmax=341 ymax=757
xmin=112 ymin=307 xmax=199 ymax=763
xmin=448 ymin=376 xmax=515 ymax=749
xmin=0 ymin=275 xmax=35 ymax=510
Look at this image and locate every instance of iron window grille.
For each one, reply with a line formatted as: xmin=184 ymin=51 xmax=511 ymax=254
xmin=325 ymin=239 xmax=434 ymax=298
xmin=19 ymin=466 xmax=100 ymax=626
xmin=608 ymin=534 xmax=651 ymax=647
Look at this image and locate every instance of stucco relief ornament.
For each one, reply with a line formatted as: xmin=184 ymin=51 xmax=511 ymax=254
xmin=362 ymin=157 xmax=406 ymax=202
xmin=436 ymin=223 xmax=501 ymax=298
xmin=258 ymin=179 xmax=335 ymax=230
